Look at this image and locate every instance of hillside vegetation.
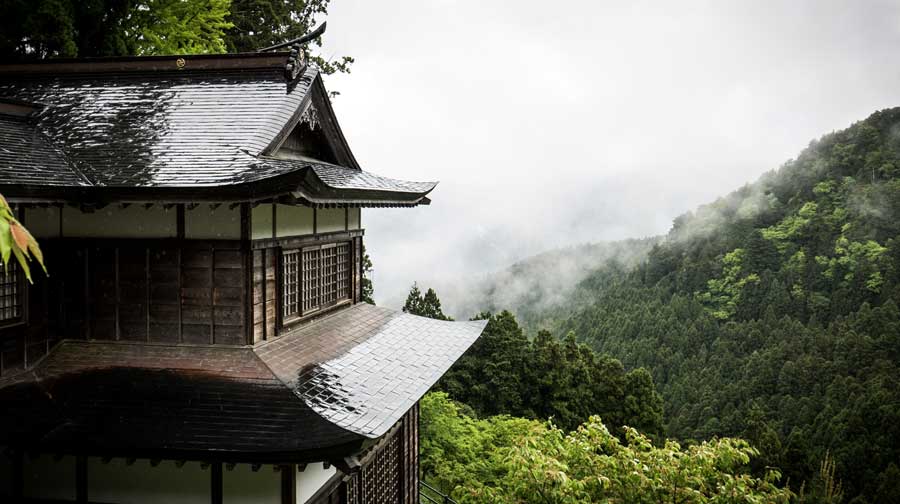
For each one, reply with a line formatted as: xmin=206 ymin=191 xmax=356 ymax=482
xmin=503 ymin=108 xmax=900 ymax=503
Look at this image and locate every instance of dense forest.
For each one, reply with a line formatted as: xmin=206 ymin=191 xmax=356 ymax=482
xmin=415 ymin=108 xmax=900 ymax=503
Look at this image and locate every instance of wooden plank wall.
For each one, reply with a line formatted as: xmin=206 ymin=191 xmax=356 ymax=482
xmin=251 ymin=248 xmax=278 ymax=343
xmin=0 ymin=239 xmax=250 ymax=376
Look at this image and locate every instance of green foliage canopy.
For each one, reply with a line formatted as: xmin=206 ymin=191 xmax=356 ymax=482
xmin=421 ymin=392 xmax=793 ymax=504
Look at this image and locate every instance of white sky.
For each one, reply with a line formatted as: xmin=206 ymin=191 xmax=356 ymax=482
xmin=319 ymin=0 xmax=900 ymax=308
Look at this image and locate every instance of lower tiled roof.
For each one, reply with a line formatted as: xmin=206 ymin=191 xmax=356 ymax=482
xmin=0 ymin=304 xmax=485 ymax=459
xmin=255 ymin=304 xmax=486 ymax=437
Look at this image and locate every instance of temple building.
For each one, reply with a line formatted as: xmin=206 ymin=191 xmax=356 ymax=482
xmin=0 ymin=43 xmax=485 ymax=504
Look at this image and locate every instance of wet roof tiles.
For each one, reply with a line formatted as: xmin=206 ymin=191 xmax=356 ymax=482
xmin=0 ymin=66 xmax=313 ymax=187
xmin=255 ymin=304 xmax=486 ymax=437
xmin=0 ymin=304 xmax=485 ymax=458
xmin=0 ymin=54 xmax=436 ymax=205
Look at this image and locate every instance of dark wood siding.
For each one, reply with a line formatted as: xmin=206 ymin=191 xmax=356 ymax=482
xmin=0 ymin=239 xmax=251 ymax=376
xmin=252 ymin=247 xmax=278 ymax=343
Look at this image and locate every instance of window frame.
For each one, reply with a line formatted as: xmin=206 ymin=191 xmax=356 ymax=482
xmin=0 ymin=260 xmax=24 ymax=328
xmin=281 ymin=240 xmax=353 ymax=324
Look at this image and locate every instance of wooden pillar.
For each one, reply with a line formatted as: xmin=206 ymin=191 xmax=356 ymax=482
xmin=114 ymin=247 xmax=120 ymax=340
xmin=261 ymin=249 xmax=267 ymax=341
xmin=177 ymin=204 xmax=185 ymax=344
xmin=76 ymin=455 xmax=88 ymax=503
xmin=211 ymin=462 xmax=223 ymax=504
xmin=11 ymin=448 xmax=23 ymax=500
xmin=281 ymin=464 xmax=296 ymax=504
xmin=209 ymin=247 xmax=215 ymax=344
xmin=241 ymin=203 xmax=252 ymax=345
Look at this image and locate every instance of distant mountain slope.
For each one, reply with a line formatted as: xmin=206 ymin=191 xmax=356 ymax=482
xmin=488 ymin=108 xmax=900 ymax=503
xmin=444 ymin=238 xmax=659 ymax=323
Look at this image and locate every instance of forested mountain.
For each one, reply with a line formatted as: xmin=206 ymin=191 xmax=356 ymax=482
xmin=444 ymin=238 xmax=659 ymax=323
xmin=501 ymin=108 xmax=900 ymax=503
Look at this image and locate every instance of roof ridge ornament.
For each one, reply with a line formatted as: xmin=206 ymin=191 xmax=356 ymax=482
xmin=256 ymin=22 xmax=327 ymax=82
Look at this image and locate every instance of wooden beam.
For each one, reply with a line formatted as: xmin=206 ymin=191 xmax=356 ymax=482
xmin=211 ymin=462 xmax=223 ymax=504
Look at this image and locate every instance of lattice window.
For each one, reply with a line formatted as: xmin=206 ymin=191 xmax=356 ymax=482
xmin=282 ymin=249 xmax=301 ymax=319
xmin=337 ymin=242 xmax=351 ymax=301
xmin=283 ymin=242 xmax=352 ymax=321
xmin=301 ymin=247 xmax=321 ymax=313
xmin=361 ymin=432 xmax=401 ymax=504
xmin=0 ymin=261 xmax=21 ymax=322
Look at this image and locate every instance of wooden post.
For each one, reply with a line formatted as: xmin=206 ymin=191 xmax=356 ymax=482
xmin=261 ymin=249 xmax=267 ymax=341
xmin=76 ymin=455 xmax=88 ymax=503
xmin=11 ymin=448 xmax=23 ymax=500
xmin=211 ymin=462 xmax=223 ymax=504
xmin=281 ymin=464 xmax=296 ymax=504
xmin=241 ymin=203 xmax=251 ymax=345
xmin=210 ymin=246 xmax=216 ymax=345
xmin=145 ymin=248 xmax=151 ymax=342
xmin=114 ymin=247 xmax=120 ymax=340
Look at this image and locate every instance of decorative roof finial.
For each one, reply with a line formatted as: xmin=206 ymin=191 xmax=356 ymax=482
xmin=257 ymin=22 xmax=327 ymax=83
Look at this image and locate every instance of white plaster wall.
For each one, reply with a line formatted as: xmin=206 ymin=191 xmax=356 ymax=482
xmin=87 ymin=458 xmax=209 ymax=504
xmin=24 ymin=206 xmax=60 ymax=238
xmin=317 ymin=208 xmax=346 ymax=233
xmin=297 ymin=463 xmax=337 ymax=503
xmin=186 ymin=205 xmax=240 ymax=239
xmin=63 ymin=205 xmax=177 ymax=238
xmin=23 ymin=454 xmax=76 ymax=501
xmin=275 ymin=204 xmax=314 ymax=237
xmin=223 ymin=464 xmax=280 ymax=504
xmin=348 ymin=208 xmax=361 ymax=230
xmin=252 ymin=203 xmax=274 ymax=240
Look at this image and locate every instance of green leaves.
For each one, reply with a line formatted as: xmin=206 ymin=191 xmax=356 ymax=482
xmin=0 ymin=194 xmax=47 ymax=282
xmin=421 ymin=392 xmax=793 ymax=503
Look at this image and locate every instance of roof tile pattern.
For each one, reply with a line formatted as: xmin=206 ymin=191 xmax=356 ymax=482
xmin=0 ymin=304 xmax=486 ymax=456
xmin=255 ymin=304 xmax=486 ymax=437
xmin=311 ymin=164 xmax=437 ymax=194
xmin=0 ymin=341 xmax=362 ymax=456
xmin=0 ymin=115 xmax=84 ymax=186
xmin=0 ymin=67 xmax=315 ymax=187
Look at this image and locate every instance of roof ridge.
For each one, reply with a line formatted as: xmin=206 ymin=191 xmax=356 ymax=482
xmin=0 ymin=52 xmax=294 ymax=76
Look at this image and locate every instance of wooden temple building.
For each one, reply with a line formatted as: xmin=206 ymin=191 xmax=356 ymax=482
xmin=0 ymin=44 xmax=485 ymax=504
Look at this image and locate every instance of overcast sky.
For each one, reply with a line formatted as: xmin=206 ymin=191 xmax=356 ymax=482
xmin=319 ymin=0 xmax=900 ymax=308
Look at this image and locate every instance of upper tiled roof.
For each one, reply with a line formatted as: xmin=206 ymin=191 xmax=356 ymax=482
xmin=0 ymin=304 xmax=485 ymax=458
xmin=0 ymin=114 xmax=84 ymax=186
xmin=0 ymin=53 xmax=436 ymax=206
xmin=310 ymin=164 xmax=436 ymax=193
xmin=0 ymin=62 xmax=315 ymax=187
